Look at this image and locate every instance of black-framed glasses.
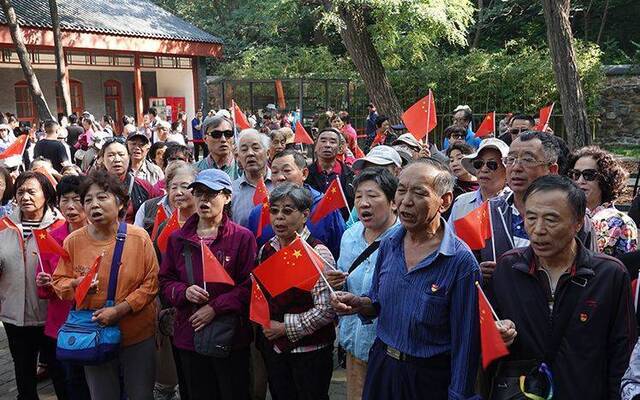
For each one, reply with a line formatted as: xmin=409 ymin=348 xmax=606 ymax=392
xmin=472 ymin=159 xmax=500 ymax=171
xmin=509 ymin=128 xmax=528 ymax=136
xmin=208 ymin=130 xmax=234 ymax=139
xmin=193 ymin=187 xmax=223 ymax=199
xmin=502 ymin=155 xmax=547 ymax=168
xmin=450 ymin=133 xmax=465 ymax=139
xmin=567 ymin=168 xmax=600 ymax=182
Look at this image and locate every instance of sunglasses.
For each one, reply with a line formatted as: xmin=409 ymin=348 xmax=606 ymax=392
xmin=567 ymin=168 xmax=599 ymax=182
xmin=208 ymin=130 xmax=234 ymax=139
xmin=472 ymin=159 xmax=500 ymax=171
xmin=450 ymin=134 xmax=465 ymax=139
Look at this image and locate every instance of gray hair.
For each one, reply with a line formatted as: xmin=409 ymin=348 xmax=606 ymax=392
xmin=268 ymin=182 xmax=313 ymax=211
xmin=317 ymin=128 xmax=345 ymax=147
xmin=238 ymin=129 xmax=271 ymax=150
xmin=407 ymin=158 xmax=455 ymax=196
xmin=201 ymin=116 xmax=232 ymax=135
xmin=517 ymin=131 xmax=559 ymax=164
xmin=165 ymin=160 xmax=197 ymax=187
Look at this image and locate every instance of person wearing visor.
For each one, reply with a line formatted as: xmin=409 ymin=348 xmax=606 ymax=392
xmin=448 ymin=138 xmax=511 ymax=225
xmin=159 ymin=168 xmax=256 ymax=400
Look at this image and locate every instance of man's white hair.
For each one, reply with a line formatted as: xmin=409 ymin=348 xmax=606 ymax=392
xmin=238 ymin=129 xmax=271 ymax=150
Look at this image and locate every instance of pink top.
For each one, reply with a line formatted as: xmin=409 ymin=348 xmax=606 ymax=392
xmin=37 ymin=223 xmax=73 ymax=338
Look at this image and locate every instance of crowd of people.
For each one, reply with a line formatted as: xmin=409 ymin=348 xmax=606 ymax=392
xmin=0 ymin=101 xmax=640 ymax=400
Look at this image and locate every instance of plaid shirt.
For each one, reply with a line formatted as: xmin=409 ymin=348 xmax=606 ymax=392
xmin=267 ymin=227 xmax=336 ymax=353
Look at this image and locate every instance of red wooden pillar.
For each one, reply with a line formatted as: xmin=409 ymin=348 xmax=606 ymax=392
xmin=133 ymin=53 xmax=144 ymax=125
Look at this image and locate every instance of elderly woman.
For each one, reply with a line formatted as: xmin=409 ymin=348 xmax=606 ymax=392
xmin=326 ymin=168 xmax=399 ymax=400
xmin=150 ymin=141 xmax=168 ymax=169
xmin=0 ymin=166 xmax=15 ymax=217
xmin=135 ymin=161 xmax=198 ymax=237
xmin=100 ymin=137 xmax=162 ymax=223
xmin=37 ymin=175 xmax=91 ymax=399
xmin=256 ymin=182 xmax=336 ymax=400
xmin=0 ymin=171 xmax=65 ymax=400
xmin=447 ymin=142 xmax=479 ymax=198
xmin=331 ymin=159 xmax=481 ymax=400
xmin=268 ymin=128 xmax=294 ymax=160
xmin=159 ymin=169 xmax=256 ymax=400
xmin=567 ymin=146 xmax=637 ymax=257
xmin=53 ymin=170 xmax=159 ymax=400
xmin=448 ymin=138 xmax=511 ymax=223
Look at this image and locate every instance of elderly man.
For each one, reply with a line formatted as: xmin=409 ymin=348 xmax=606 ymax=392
xmin=497 ymin=113 xmax=535 ymax=146
xmin=194 ymin=116 xmax=240 ymax=179
xmin=246 ymin=149 xmax=346 ymax=257
xmin=231 ymin=129 xmax=272 ymax=227
xmin=352 ymin=145 xmax=402 ymax=176
xmin=127 ymin=131 xmax=164 ymax=185
xmin=479 ymin=131 xmax=595 ymax=281
xmin=489 ymin=175 xmax=636 ymax=400
xmin=331 ymin=159 xmax=480 ymax=400
xmin=305 ymin=127 xmax=355 ymax=210
xmin=451 ymin=105 xmax=480 ymax=148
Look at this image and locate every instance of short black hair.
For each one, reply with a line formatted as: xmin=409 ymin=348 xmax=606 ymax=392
xmin=147 ymin=107 xmax=157 ymax=117
xmin=444 ymin=125 xmax=467 ymax=140
xmin=149 ymin=142 xmax=168 ymax=166
xmin=68 ymin=113 xmax=78 ymax=124
xmin=509 ymin=113 xmax=535 ymax=127
xmin=14 ymin=171 xmax=57 ymax=210
xmin=446 ymin=142 xmax=474 ymax=157
xmin=79 ymin=170 xmax=130 ymax=218
xmin=272 ymin=149 xmax=307 ymax=170
xmin=375 ymin=115 xmax=389 ymax=128
xmin=523 ymin=175 xmax=586 ymax=222
xmin=43 ymin=119 xmax=59 ymax=131
xmin=0 ymin=167 xmax=14 ymax=206
xmin=163 ymin=143 xmax=193 ymax=166
xmin=56 ymin=175 xmax=89 ymax=203
xmin=353 ymin=167 xmax=398 ymax=202
xmin=517 ymin=131 xmax=559 ymax=164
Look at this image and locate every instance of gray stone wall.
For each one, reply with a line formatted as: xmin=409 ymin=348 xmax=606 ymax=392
xmin=598 ymin=65 xmax=640 ymax=146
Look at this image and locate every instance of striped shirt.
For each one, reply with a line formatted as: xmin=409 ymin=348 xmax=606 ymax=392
xmin=364 ymin=221 xmax=481 ymax=398
xmin=21 ymin=219 xmax=43 ymax=240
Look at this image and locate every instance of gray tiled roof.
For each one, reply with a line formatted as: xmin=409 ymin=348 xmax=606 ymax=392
xmin=0 ymin=0 xmax=222 ymax=44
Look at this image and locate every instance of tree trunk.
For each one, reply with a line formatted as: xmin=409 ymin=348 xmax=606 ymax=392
xmin=49 ymin=0 xmax=71 ymax=116
xmin=329 ymin=3 xmax=404 ymax=124
xmin=0 ymin=0 xmax=54 ymax=121
xmin=542 ymin=0 xmax=591 ymax=148
xmin=596 ymin=0 xmax=610 ymax=45
xmin=471 ymin=0 xmax=483 ymax=49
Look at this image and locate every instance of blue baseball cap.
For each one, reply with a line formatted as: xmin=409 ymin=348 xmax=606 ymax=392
xmin=188 ymin=169 xmax=233 ymax=193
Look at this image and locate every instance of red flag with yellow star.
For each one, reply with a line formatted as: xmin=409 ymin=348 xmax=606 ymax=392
xmin=454 ymin=201 xmax=492 ymax=250
xmin=310 ymin=178 xmax=348 ymax=224
xmin=253 ymin=237 xmax=319 ymax=296
xmin=75 ymin=253 xmax=103 ymax=305
xmin=156 ymin=211 xmax=180 ymax=253
xmin=250 ymin=275 xmax=271 ymax=328
xmin=253 ymin=179 xmax=269 ymax=206
xmin=475 ymin=112 xmax=496 ymax=138
xmin=150 ymin=205 xmax=168 ymax=241
xmin=201 ymin=241 xmax=234 ymax=285
xmin=402 ymin=89 xmax=437 ymax=140
xmin=294 ymin=120 xmax=314 ymax=145
xmin=257 ymin=202 xmax=270 ymax=238
xmin=0 ymin=134 xmax=28 ymax=160
xmin=478 ymin=284 xmax=509 ymax=369
xmin=33 ymin=228 xmax=70 ymax=261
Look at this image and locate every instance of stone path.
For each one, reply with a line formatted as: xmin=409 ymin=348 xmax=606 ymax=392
xmin=0 ymin=323 xmax=346 ymax=399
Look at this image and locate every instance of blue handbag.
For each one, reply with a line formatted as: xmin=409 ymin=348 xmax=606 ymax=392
xmin=56 ymin=222 xmax=127 ymax=365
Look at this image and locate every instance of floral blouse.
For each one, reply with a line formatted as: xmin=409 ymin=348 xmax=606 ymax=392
xmin=591 ymin=203 xmax=638 ymax=258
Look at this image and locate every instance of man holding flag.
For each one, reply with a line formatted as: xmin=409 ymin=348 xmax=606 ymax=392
xmin=330 ymin=159 xmax=480 ymax=400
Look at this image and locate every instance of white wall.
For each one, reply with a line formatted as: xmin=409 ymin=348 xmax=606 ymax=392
xmin=154 ymin=69 xmax=195 ymax=139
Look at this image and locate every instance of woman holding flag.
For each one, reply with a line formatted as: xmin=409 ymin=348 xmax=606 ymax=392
xmin=52 ymin=170 xmax=159 ymax=400
xmin=254 ymin=182 xmax=336 ymax=400
xmin=0 ymin=170 xmax=65 ymax=400
xmin=159 ymin=168 xmax=257 ymax=400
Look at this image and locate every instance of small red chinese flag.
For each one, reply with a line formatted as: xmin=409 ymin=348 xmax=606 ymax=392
xmin=253 ymin=237 xmax=319 ymax=296
xmin=156 ymin=211 xmax=180 ymax=253
xmin=310 ymin=178 xmax=348 ymax=224
xmin=257 ymin=202 xmax=270 ymax=238
xmin=33 ymin=228 xmax=70 ymax=261
xmin=475 ymin=112 xmax=496 ymax=138
xmin=478 ymin=284 xmax=509 ymax=369
xmin=533 ymin=102 xmax=555 ymax=131
xmin=253 ymin=179 xmax=269 ymax=206
xmin=454 ymin=202 xmax=492 ymax=250
xmin=201 ymin=241 xmax=234 ymax=285
xmin=232 ymin=100 xmax=252 ymax=131
xmin=250 ymin=275 xmax=271 ymax=329
xmin=75 ymin=253 xmax=103 ymax=305
xmin=402 ymin=89 xmax=437 ymax=141
xmin=0 ymin=134 xmax=28 ymax=159
xmin=294 ymin=120 xmax=314 ymax=145
xmin=150 ymin=206 xmax=168 ymax=241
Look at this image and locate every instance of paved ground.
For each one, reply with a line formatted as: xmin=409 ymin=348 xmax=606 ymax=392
xmin=0 ymin=323 xmax=346 ymax=399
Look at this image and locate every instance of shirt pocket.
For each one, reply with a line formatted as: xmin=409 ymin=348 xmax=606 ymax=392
xmin=410 ymin=291 xmax=449 ymax=345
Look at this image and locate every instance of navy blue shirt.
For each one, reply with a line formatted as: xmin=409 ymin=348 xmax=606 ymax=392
xmin=366 ymin=111 xmax=378 ymax=138
xmin=366 ymin=221 xmax=480 ymax=399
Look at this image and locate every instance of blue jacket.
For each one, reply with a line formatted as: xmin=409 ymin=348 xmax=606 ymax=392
xmin=247 ymin=184 xmax=346 ymax=258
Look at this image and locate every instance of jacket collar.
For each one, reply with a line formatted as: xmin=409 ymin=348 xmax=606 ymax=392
xmin=8 ymin=206 xmax=63 ymax=229
xmin=175 ymin=213 xmax=230 ymax=245
xmin=512 ymin=239 xmax=595 ymax=279
xmin=388 ymin=218 xmax=457 ymax=257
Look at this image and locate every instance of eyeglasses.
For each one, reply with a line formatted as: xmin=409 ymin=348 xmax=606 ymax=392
xmin=567 ymin=168 xmax=599 ymax=182
xmin=450 ymin=134 xmax=465 ymax=140
xmin=502 ymin=155 xmax=547 ymax=168
xmin=208 ymin=130 xmax=234 ymax=139
xmin=509 ymin=128 xmax=528 ymax=136
xmin=472 ymin=159 xmax=500 ymax=171
xmin=193 ymin=188 xmax=222 ymax=199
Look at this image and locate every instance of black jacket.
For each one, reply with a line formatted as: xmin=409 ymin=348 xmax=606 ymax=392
xmin=305 ymin=161 xmax=355 ymax=220
xmin=490 ymin=242 xmax=637 ymax=400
